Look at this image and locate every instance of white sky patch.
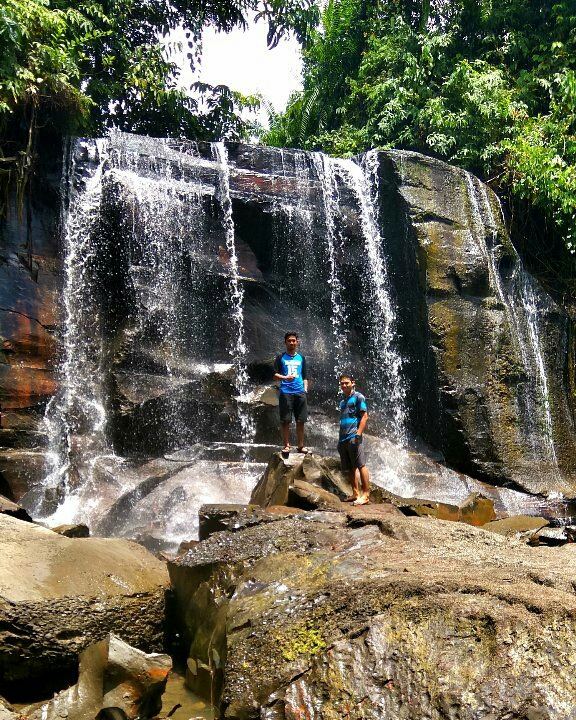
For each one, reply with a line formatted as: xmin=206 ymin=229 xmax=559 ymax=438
xmin=171 ymin=18 xmax=303 ymax=127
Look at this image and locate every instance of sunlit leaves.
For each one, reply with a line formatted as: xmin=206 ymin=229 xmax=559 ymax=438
xmin=265 ymin=0 xmax=576 ymax=253
xmin=0 ymin=0 xmax=318 ymax=142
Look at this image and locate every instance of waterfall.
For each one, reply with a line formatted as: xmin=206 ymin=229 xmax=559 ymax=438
xmin=212 ymin=142 xmax=254 ymax=447
xmin=311 ymin=153 xmax=349 ymax=376
xmin=40 ymin=138 xmax=112 ymax=521
xmin=332 ymin=153 xmax=407 ymax=444
xmin=38 ymin=133 xmax=260 ymax=527
xmin=42 ymin=135 xmax=572 ymax=543
xmin=464 ymin=173 xmax=559 ymax=475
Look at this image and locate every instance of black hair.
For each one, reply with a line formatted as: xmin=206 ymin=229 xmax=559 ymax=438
xmin=284 ymin=332 xmax=298 ymax=341
xmin=339 ymin=372 xmax=355 ymax=382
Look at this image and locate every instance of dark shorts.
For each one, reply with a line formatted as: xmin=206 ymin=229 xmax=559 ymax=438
xmin=279 ymin=392 xmax=308 ymax=424
xmin=338 ymin=436 xmax=366 ymax=471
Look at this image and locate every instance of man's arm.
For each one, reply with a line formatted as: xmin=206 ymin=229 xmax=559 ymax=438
xmin=356 ymin=411 xmax=368 ymax=436
xmin=301 ymin=356 xmax=308 ymax=392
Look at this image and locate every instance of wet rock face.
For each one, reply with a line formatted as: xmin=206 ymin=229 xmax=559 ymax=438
xmin=0 ymin=514 xmax=169 ymax=700
xmin=375 ymin=152 xmax=576 ymax=494
xmin=0 ymin=146 xmax=62 ymax=431
xmin=2 ymin=135 xmax=576 ymax=510
xmin=170 ymin=508 xmax=576 ymax=720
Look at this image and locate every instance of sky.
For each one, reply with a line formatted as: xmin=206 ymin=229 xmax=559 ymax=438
xmin=172 ymin=19 xmax=304 ymax=122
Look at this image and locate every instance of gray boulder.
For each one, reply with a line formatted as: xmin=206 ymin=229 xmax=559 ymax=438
xmin=0 ymin=515 xmax=169 ymax=699
xmin=170 ymin=508 xmax=576 ymax=719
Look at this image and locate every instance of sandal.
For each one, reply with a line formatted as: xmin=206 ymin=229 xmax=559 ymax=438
xmin=352 ymin=496 xmax=370 ymax=506
xmin=281 ymin=446 xmax=290 ymax=457
xmin=297 ymin=447 xmax=312 ymax=455
xmin=342 ymin=495 xmax=358 ymax=503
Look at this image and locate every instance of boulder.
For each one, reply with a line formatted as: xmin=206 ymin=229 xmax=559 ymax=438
xmin=250 ymin=452 xmax=387 ymax=508
xmin=23 ymin=634 xmax=172 ymax=720
xmin=483 ymin=515 xmax=550 ymax=537
xmin=0 ymin=515 xmax=169 ymax=701
xmin=0 ymin=494 xmax=32 ymax=522
xmin=403 ymin=491 xmax=497 ymax=526
xmin=0 ymin=450 xmax=48 ymax=502
xmin=251 ymin=452 xmax=502 ymax=526
xmin=0 ymin=697 xmax=19 ymax=720
xmin=198 ymin=503 xmax=307 ymax=541
xmin=170 ymin=509 xmax=576 ymax=719
xmin=50 ymin=523 xmax=90 ymax=538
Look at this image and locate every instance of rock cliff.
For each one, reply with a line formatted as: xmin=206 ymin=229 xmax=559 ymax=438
xmin=1 ymin=134 xmax=575 ymax=544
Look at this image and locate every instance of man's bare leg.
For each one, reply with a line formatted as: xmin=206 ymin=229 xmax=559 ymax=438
xmin=281 ymin=423 xmax=291 ymax=450
xmin=353 ymin=465 xmax=370 ymax=505
xmin=349 ymin=469 xmax=360 ymax=499
xmin=296 ymin=421 xmax=305 ymax=450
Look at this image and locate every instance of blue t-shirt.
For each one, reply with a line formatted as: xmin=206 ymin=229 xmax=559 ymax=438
xmin=274 ymin=352 xmax=307 ymax=394
xmin=339 ymin=390 xmax=368 ymax=442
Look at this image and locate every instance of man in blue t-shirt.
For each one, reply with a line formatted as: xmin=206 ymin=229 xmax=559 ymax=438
xmin=338 ymin=373 xmax=370 ymax=505
xmin=274 ymin=332 xmax=309 ymax=456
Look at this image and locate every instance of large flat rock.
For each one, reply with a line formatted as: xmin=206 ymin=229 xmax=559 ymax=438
xmin=170 ymin=508 xmax=576 ymax=719
xmin=0 ymin=515 xmax=169 ymax=700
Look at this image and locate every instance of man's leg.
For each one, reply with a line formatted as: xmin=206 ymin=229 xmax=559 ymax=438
xmin=279 ymin=393 xmax=292 ymax=451
xmin=358 ymin=465 xmax=370 ymax=499
xmin=281 ymin=422 xmax=291 ymax=448
xmin=296 ymin=421 xmax=305 ymax=449
xmin=349 ymin=468 xmax=360 ymax=498
xmin=294 ymin=394 xmax=308 ymax=451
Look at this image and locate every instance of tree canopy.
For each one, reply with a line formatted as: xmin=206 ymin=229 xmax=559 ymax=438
xmin=0 ymin=0 xmax=318 ymax=142
xmin=263 ymin=0 xmax=576 ymax=258
xmin=0 ymin=0 xmax=318 ymax=216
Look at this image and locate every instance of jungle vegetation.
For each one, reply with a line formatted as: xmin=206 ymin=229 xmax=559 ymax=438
xmin=263 ymin=0 xmax=576 ymax=265
xmin=2 ymin=0 xmax=576 ymax=270
xmin=0 ymin=0 xmax=318 ymax=212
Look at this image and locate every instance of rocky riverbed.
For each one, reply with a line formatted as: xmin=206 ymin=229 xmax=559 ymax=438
xmin=2 ymin=451 xmax=576 ymax=719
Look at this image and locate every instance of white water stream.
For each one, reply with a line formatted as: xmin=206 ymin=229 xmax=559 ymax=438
xmin=34 ymin=135 xmax=563 ymax=544
xmin=213 ymin=142 xmax=255 ymax=448
xmin=465 ymin=172 xmax=559 ymax=476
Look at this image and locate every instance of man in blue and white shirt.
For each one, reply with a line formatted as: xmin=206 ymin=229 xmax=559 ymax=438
xmin=274 ymin=332 xmax=309 ymax=456
xmin=338 ymin=373 xmax=370 ymax=505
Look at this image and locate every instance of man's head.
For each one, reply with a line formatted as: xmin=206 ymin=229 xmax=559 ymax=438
xmin=339 ymin=373 xmax=355 ymax=396
xmin=284 ymin=332 xmax=299 ymax=354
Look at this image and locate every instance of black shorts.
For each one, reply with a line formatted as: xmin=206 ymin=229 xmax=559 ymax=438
xmin=279 ymin=392 xmax=308 ymax=423
xmin=338 ymin=436 xmax=366 ymax=471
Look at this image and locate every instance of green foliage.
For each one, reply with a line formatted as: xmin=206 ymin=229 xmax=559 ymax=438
xmin=0 ymin=0 xmax=318 ymax=217
xmin=504 ymin=70 xmax=576 ymax=251
xmin=265 ymin=0 xmax=576 ymax=254
xmin=0 ymin=0 xmax=94 ymax=127
xmin=0 ymin=0 xmax=319 ymax=141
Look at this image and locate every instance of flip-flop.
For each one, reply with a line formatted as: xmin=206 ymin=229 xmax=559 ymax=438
xmin=281 ymin=446 xmax=290 ymax=457
xmin=297 ymin=447 xmax=312 ymax=455
xmin=342 ymin=495 xmax=358 ymax=503
xmin=352 ymin=497 xmax=370 ymax=506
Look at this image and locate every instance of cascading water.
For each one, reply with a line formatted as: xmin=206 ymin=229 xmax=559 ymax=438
xmin=311 ymin=153 xmax=350 ymax=377
xmin=333 ymin=153 xmax=407 ymax=443
xmin=298 ymin=152 xmax=407 ymax=442
xmin=111 ymin=140 xmax=211 ymax=445
xmin=37 ymin=133 xmax=262 ymax=533
xmin=212 ymin=142 xmax=254 ymax=449
xmin=465 ymin=173 xmax=559 ymax=476
xmin=40 ymin=139 xmax=112 ymax=521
